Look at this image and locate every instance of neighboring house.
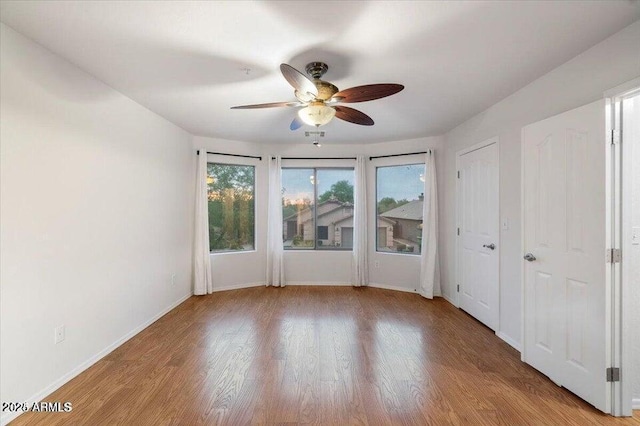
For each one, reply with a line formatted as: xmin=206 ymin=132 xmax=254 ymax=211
xmin=283 ymin=197 xmax=395 ymax=248
xmin=283 ymin=198 xmax=353 ymax=247
xmin=333 ymin=214 xmax=395 ymax=248
xmin=380 ymin=197 xmax=424 ymax=250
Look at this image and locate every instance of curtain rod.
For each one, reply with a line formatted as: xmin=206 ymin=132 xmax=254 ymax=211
xmin=369 ymin=150 xmax=432 ymax=160
xmin=197 ymin=150 xmax=262 ymax=161
xmin=272 ymin=156 xmax=357 ymax=160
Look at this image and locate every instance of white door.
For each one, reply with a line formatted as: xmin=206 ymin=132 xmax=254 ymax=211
xmin=457 ymin=142 xmax=499 ymax=330
xmin=522 ymin=100 xmax=608 ymax=412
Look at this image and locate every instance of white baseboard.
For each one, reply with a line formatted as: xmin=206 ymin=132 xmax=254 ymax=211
xmin=212 ymin=282 xmax=265 ymax=292
xmin=497 ymin=331 xmax=522 ymax=352
xmin=368 ymin=282 xmax=419 ymax=294
xmin=442 ymin=292 xmax=458 ymax=307
xmin=0 ymin=292 xmax=192 ymax=426
xmin=213 ymin=282 xmax=423 ymax=293
xmin=212 ymin=282 xmax=354 ymax=290
xmin=632 ymin=398 xmax=640 ymax=410
xmin=285 ymin=281 xmax=352 ymax=286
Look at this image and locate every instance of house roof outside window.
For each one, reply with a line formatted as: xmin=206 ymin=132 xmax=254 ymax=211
xmin=380 ymin=199 xmax=424 ymax=221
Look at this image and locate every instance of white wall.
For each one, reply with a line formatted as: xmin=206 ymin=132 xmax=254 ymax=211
xmin=0 ymin=24 xmax=194 ymax=424
xmin=192 ymin=135 xmax=444 ymax=293
xmin=441 ymin=21 xmax=640 ymax=349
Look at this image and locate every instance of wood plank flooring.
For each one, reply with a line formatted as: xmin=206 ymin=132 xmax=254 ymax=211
xmin=10 ymin=286 xmax=640 ymax=425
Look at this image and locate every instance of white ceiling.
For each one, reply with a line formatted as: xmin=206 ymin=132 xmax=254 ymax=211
xmin=1 ymin=1 xmax=638 ymax=145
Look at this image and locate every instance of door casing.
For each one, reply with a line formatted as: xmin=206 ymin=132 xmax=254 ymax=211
xmin=605 ymin=77 xmax=640 ymax=416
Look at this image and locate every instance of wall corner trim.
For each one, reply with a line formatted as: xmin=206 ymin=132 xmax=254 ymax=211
xmin=497 ymin=331 xmax=522 ymax=352
xmin=368 ymin=283 xmax=418 ymax=294
xmin=212 ymin=282 xmax=266 ymax=292
xmin=441 ymin=292 xmax=459 ymax=308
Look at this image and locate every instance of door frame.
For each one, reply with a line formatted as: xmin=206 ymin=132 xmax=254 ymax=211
xmin=605 ymin=77 xmax=640 ymax=416
xmin=521 ymin=100 xmax=612 ymax=412
xmin=454 ymin=136 xmax=500 ymax=330
xmin=519 ymin=83 xmax=640 ymax=416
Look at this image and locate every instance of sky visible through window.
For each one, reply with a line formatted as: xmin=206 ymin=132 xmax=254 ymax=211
xmin=377 ymin=164 xmax=425 ymax=202
xmin=282 ymin=166 xmax=424 ymax=204
xmin=282 ymin=169 xmax=354 ymax=204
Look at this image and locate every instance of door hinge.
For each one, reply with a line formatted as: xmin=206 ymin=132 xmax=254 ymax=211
xmin=457 ymin=170 xmax=460 ymax=178
xmin=606 ymin=248 xmax=622 ymax=263
xmin=606 ymin=367 xmax=620 ymax=382
xmin=457 ymin=284 xmax=460 ymax=292
xmin=457 ymin=227 xmax=460 ymax=236
xmin=611 ymin=129 xmax=620 ymax=145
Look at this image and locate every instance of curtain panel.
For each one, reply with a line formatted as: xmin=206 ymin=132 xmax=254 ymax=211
xmin=194 ymin=152 xmax=213 ymax=295
xmin=419 ymin=151 xmax=441 ymax=298
xmin=266 ymin=156 xmax=285 ymax=287
xmin=352 ymin=155 xmax=368 ymax=287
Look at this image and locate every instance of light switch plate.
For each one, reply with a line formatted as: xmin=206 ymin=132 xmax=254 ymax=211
xmin=54 ymin=325 xmax=65 ymax=344
xmin=632 ymin=227 xmax=640 ymax=245
xmin=502 ymin=218 xmax=509 ymax=231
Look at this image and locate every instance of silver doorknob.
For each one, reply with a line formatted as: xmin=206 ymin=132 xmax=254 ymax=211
xmin=524 ymin=253 xmax=536 ymax=262
xmin=483 ymin=243 xmax=496 ymax=250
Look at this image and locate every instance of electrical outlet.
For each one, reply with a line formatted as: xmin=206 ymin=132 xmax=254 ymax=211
xmin=54 ymin=325 xmax=65 ymax=344
xmin=171 ymin=273 xmax=176 ymax=285
xmin=502 ymin=218 xmax=510 ymax=231
xmin=374 ymin=261 xmax=380 ymax=268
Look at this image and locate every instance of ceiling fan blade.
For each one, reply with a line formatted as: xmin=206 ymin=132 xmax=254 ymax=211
xmin=280 ymin=63 xmax=318 ymax=98
xmin=334 ymin=106 xmax=374 ymax=126
xmin=295 ymin=90 xmax=316 ymax=103
xmin=333 ymin=84 xmax=404 ymax=103
xmin=290 ymin=116 xmax=304 ymax=131
xmin=231 ymin=101 xmax=303 ymax=109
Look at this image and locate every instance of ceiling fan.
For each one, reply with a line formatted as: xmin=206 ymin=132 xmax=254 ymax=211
xmin=231 ymin=62 xmax=404 ymax=130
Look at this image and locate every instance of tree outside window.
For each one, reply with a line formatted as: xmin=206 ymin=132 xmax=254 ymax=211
xmin=207 ymin=163 xmax=255 ymax=252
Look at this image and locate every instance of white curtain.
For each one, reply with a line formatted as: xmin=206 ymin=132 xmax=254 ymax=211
xmin=419 ymin=151 xmax=441 ymax=298
xmin=266 ymin=156 xmax=285 ymax=287
xmin=352 ymin=155 xmax=368 ymax=287
xmin=194 ymin=152 xmax=213 ymax=295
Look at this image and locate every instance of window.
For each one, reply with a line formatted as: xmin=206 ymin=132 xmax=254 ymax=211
xmin=282 ymin=168 xmax=354 ymax=250
xmin=207 ymin=162 xmax=255 ymax=252
xmin=376 ymin=163 xmax=425 ymax=254
xmin=317 ymin=226 xmax=329 ymax=240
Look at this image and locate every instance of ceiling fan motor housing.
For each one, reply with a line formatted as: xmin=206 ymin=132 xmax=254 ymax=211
xmin=305 ymin=62 xmax=328 ymax=79
xmin=314 ymin=80 xmax=339 ymax=101
xmin=306 ymin=62 xmax=338 ymax=100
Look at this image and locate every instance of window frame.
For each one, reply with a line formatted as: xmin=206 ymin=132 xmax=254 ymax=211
xmin=206 ymin=154 xmax=259 ymax=255
xmin=281 ymin=166 xmax=355 ymax=251
xmin=373 ymin=159 xmax=426 ymax=257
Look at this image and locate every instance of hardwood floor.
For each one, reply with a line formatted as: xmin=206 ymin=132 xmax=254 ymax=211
xmin=10 ymin=286 xmax=640 ymax=425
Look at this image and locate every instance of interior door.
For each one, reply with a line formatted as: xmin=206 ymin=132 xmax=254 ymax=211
xmin=522 ymin=100 xmax=608 ymax=412
xmin=457 ymin=142 xmax=499 ymax=330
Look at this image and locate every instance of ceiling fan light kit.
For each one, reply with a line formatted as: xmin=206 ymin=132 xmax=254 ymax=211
xmin=231 ymin=62 xmax=404 ymax=130
xmin=298 ymin=101 xmax=336 ymax=127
